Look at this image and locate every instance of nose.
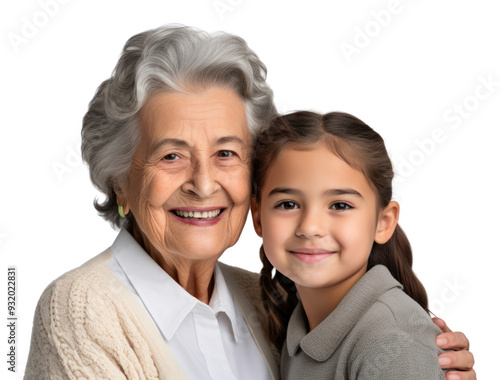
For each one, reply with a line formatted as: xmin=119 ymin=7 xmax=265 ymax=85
xmin=181 ymin=158 xmax=220 ymax=198
xmin=295 ymin=207 xmax=327 ymax=239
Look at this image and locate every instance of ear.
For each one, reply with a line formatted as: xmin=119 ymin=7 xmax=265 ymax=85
xmin=250 ymin=196 xmax=263 ymax=237
xmin=113 ymin=181 xmax=130 ymax=215
xmin=374 ymin=201 xmax=400 ymax=244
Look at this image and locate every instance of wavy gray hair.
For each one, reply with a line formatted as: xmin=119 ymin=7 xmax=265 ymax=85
xmin=81 ymin=25 xmax=276 ymax=228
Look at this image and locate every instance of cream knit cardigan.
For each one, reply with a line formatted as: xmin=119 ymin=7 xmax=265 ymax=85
xmin=24 ymin=249 xmax=280 ymax=380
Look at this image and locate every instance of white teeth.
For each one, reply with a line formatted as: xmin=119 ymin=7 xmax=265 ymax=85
xmin=174 ymin=209 xmax=222 ymax=219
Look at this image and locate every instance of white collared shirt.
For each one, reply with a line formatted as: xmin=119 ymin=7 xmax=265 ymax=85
xmin=107 ymin=228 xmax=272 ymax=380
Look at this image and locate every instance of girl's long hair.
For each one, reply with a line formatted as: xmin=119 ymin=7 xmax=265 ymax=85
xmin=252 ymin=111 xmax=429 ymax=350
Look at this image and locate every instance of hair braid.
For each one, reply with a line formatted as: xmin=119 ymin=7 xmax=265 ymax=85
xmin=259 ymin=245 xmax=298 ymax=350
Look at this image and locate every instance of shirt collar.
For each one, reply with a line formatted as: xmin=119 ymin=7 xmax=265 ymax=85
xmin=286 ymin=265 xmax=402 ymax=361
xmin=210 ymin=264 xmax=240 ymax=341
xmin=110 ymin=228 xmax=241 ymax=342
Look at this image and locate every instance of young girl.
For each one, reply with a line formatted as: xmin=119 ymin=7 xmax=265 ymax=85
xmin=251 ymin=111 xmax=447 ymax=379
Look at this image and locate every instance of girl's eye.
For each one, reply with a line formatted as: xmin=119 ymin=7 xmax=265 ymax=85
xmin=330 ymin=202 xmax=352 ymax=211
xmin=276 ymin=201 xmax=299 ymax=210
xmin=164 ymin=153 xmax=179 ymax=161
xmin=218 ymin=150 xmax=235 ymax=158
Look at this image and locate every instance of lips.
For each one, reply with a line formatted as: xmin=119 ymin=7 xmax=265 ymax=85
xmin=173 ymin=209 xmax=222 ymax=219
xmin=289 ymin=248 xmax=337 ymax=264
xmin=289 ymin=248 xmax=334 ymax=255
xmin=169 ymin=207 xmax=226 ymax=226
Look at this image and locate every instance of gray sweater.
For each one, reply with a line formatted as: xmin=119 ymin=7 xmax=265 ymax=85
xmin=281 ymin=265 xmax=446 ymax=380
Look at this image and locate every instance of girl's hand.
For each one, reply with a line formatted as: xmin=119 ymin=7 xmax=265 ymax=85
xmin=433 ymin=317 xmax=476 ymax=380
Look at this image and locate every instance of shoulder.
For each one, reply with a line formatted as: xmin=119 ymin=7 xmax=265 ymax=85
xmin=354 ymin=287 xmax=442 ymax=349
xmin=218 ymin=262 xmax=261 ymax=306
xmin=342 ymin=266 xmax=442 ymax=354
xmin=378 ymin=287 xmax=442 ymax=349
xmin=349 ymin=288 xmax=445 ymax=378
xmin=218 ymin=261 xmax=259 ymax=287
xmin=33 ymin=248 xmax=127 ymax=341
xmin=39 ymin=249 xmax=116 ymax=308
xmin=219 ymin=261 xmax=263 ymax=304
xmin=350 ymin=330 xmax=445 ymax=379
xmin=27 ymin=249 xmax=167 ymax=378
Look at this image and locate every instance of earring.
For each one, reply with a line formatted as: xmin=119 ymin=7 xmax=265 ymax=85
xmin=118 ymin=205 xmax=126 ymax=218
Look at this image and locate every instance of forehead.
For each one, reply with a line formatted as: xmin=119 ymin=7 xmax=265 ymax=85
xmin=265 ymin=145 xmax=375 ymax=199
xmin=138 ymin=87 xmax=249 ymax=143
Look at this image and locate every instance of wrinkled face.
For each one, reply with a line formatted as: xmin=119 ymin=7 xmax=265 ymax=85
xmin=252 ymin=145 xmax=383 ymax=290
xmin=119 ymin=87 xmax=252 ymax=263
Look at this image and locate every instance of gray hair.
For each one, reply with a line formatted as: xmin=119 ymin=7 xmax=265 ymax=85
xmin=81 ymin=24 xmax=277 ymax=228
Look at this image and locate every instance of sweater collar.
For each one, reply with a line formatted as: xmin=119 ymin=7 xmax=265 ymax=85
xmin=110 ymin=228 xmax=241 ymax=342
xmin=286 ymin=265 xmax=402 ymax=361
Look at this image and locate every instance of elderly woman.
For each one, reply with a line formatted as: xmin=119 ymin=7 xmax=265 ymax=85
xmin=25 ymin=25 xmax=475 ymax=380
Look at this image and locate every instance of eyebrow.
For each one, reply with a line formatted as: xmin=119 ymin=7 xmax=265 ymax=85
xmin=214 ymin=136 xmax=247 ymax=147
xmin=323 ymin=188 xmax=363 ymax=198
xmin=151 ymin=138 xmax=189 ymax=154
xmin=268 ymin=187 xmax=363 ymax=199
xmin=150 ymin=136 xmax=247 ymax=155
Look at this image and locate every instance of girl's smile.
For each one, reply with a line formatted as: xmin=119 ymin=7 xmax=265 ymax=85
xmin=288 ymin=247 xmax=338 ymax=264
xmin=252 ymin=143 xmax=385 ymax=292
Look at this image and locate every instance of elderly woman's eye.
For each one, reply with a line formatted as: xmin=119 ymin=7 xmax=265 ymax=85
xmin=276 ymin=201 xmax=298 ymax=210
xmin=218 ymin=150 xmax=235 ymax=158
xmin=164 ymin=153 xmax=179 ymax=161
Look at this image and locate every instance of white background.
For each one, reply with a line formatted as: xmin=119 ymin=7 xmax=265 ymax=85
xmin=2 ymin=0 xmax=499 ymax=378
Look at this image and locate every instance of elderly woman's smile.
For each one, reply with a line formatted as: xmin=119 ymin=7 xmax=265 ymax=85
xmin=171 ymin=207 xmax=224 ymax=223
xmin=115 ymin=86 xmax=252 ymax=280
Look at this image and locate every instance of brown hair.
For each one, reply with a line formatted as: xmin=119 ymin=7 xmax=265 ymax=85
xmin=252 ymin=111 xmax=429 ymax=350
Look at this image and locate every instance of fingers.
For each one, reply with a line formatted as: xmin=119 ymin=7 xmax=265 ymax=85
xmin=432 ymin=317 xmax=451 ymax=333
xmin=445 ymin=369 xmax=477 ymax=380
xmin=432 ymin=318 xmax=475 ymax=379
xmin=438 ymin=350 xmax=475 ymax=370
xmin=436 ymin=331 xmax=470 ymax=351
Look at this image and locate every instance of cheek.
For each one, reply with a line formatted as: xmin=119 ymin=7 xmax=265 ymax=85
xmin=129 ymin=168 xmax=179 ymax=213
xmin=143 ymin=175 xmax=172 ymax=207
xmin=337 ymin=215 xmax=377 ymax=252
xmin=224 ymin=169 xmax=251 ymax=207
xmin=261 ymin=213 xmax=291 ymax=260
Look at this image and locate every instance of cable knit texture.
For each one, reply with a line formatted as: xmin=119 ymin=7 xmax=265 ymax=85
xmin=25 ymin=249 xmax=278 ymax=379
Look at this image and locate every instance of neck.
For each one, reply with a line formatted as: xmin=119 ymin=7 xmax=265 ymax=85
xmin=132 ymin=223 xmax=217 ymax=304
xmin=296 ymin=265 xmax=367 ymax=331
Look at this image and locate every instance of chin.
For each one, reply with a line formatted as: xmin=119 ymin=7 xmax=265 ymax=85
xmin=290 ymin=271 xmax=340 ymax=289
xmin=294 ymin=279 xmax=331 ymax=289
xmin=180 ymin=242 xmax=227 ymax=261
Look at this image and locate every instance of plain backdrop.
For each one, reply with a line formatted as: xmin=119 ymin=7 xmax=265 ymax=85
xmin=2 ymin=0 xmax=499 ymax=378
